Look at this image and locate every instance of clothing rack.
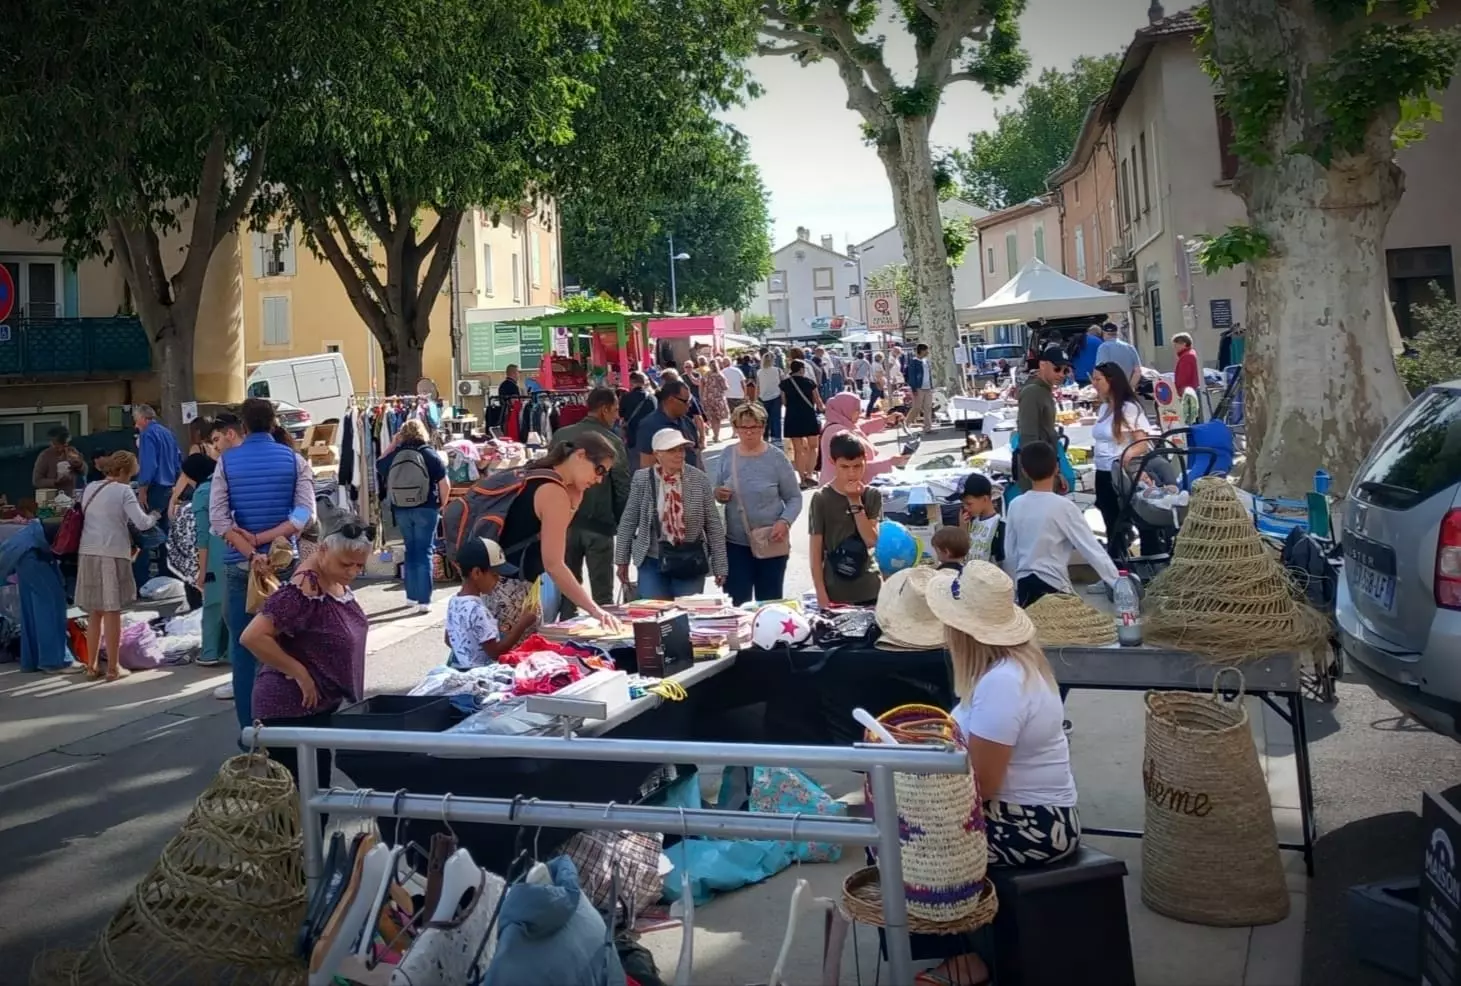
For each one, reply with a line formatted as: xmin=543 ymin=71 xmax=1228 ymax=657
xmin=246 ymin=726 xmax=969 ymax=986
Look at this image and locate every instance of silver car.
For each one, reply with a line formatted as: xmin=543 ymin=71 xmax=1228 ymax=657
xmin=1336 ymin=381 xmax=1461 ymax=740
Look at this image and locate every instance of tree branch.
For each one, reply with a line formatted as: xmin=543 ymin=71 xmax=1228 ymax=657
xmin=177 ymin=131 xmax=228 ymax=298
xmin=919 ymin=0 xmax=995 ymax=89
xmin=332 ymin=157 xmax=393 ymax=243
xmin=301 ymin=211 xmax=393 ymax=351
xmin=757 ymin=42 xmax=815 ymax=56
xmin=413 ymin=209 xmax=462 ymax=338
xmin=107 ymin=215 xmax=167 ymax=335
xmin=213 ymin=135 xmax=268 ymax=253
xmin=915 ymin=0 xmax=943 ymax=25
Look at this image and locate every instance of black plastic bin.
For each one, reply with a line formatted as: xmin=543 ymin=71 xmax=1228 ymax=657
xmin=331 ymin=695 xmax=455 ymax=732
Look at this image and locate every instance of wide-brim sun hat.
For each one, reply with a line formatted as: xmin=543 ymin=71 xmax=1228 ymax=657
xmin=925 ymin=560 xmax=1035 ymax=648
xmin=876 ymin=567 xmax=947 ymax=650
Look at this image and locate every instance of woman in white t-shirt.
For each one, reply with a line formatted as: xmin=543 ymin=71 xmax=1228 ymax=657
xmin=754 ymin=353 xmax=786 ymax=444
xmin=1091 ymin=361 xmax=1154 ymax=560
xmin=923 ymin=561 xmax=1079 ymax=986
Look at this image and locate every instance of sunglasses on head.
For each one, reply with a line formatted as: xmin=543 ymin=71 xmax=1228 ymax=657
xmin=337 ymin=523 xmax=377 ymax=541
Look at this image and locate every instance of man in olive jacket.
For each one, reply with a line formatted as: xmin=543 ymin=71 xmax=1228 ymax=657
xmin=553 ymin=387 xmax=631 ymax=614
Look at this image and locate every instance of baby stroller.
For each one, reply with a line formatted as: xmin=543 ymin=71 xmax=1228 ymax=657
xmin=1112 ymin=420 xmax=1237 ymax=576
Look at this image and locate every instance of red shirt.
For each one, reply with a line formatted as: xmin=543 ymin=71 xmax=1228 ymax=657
xmin=1174 ymin=347 xmax=1200 ymax=394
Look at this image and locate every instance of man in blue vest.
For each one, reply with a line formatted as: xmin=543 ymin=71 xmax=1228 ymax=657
xmin=209 ymin=398 xmax=317 ymax=730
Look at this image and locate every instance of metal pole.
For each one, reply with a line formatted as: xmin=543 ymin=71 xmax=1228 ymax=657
xmin=870 ymin=764 xmax=915 ymax=986
xmin=669 ymin=234 xmax=679 ymax=313
xmin=295 ymin=741 xmax=325 ymax=899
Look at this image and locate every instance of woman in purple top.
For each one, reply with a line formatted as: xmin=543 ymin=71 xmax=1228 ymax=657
xmin=241 ymin=511 xmax=372 ymax=787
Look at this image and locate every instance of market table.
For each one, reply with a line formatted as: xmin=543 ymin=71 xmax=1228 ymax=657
xmin=334 ymin=655 xmax=736 ymax=872
xmin=723 ymin=639 xmax=1317 ymax=875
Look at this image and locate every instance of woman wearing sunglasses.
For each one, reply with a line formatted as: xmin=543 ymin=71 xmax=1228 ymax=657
xmin=241 ymin=510 xmax=374 ymax=792
xmin=497 ymin=431 xmax=626 ymax=631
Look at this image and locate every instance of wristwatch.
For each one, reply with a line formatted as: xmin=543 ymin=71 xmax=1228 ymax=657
xmin=849 ymin=504 xmax=865 ymax=515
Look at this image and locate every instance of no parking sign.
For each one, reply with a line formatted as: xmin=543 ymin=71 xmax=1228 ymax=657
xmin=0 ymin=264 xmax=13 ymax=323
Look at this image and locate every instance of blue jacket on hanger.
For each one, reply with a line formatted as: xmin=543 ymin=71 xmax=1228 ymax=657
xmin=481 ymin=857 xmax=625 ymax=986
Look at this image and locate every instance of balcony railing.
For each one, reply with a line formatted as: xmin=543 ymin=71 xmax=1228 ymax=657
xmin=0 ymin=317 xmax=152 ymax=377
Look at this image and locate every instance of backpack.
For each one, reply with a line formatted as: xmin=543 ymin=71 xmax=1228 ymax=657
xmin=440 ymin=468 xmax=564 ymax=564
xmin=386 ymin=446 xmax=433 ymax=508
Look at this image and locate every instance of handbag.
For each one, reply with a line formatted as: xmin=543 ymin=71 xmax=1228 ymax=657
xmin=54 ymin=483 xmax=101 ymax=556
xmin=650 ymin=470 xmax=709 ymax=580
xmin=730 ymin=449 xmax=789 ymax=560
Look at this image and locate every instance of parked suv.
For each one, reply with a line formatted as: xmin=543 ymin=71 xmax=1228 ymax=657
xmin=1336 ymin=381 xmax=1461 ymax=740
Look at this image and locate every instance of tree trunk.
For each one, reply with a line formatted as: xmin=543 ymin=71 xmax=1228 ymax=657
xmin=881 ymin=116 xmax=959 ymax=389
xmin=152 ymin=306 xmax=199 ymax=443
xmin=1239 ymin=154 xmax=1410 ymax=495
xmin=379 ymin=312 xmax=426 ymax=396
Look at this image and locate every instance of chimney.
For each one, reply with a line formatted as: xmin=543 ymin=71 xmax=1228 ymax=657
xmin=796 ymin=225 xmax=810 ymax=241
xmin=821 ymin=234 xmax=834 ymax=251
xmin=1147 ymin=1 xmax=1164 ymax=24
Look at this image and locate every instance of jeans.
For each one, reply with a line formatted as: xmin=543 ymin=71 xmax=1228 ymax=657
xmin=761 ymin=397 xmax=783 ymax=443
xmin=724 ymin=541 xmax=788 ymax=605
xmin=635 ymin=562 xmax=706 ymax=601
xmin=866 ymin=385 xmax=884 ymax=416
xmin=131 ymin=482 xmax=172 ymax=588
xmin=562 ymin=527 xmax=615 ymax=616
xmin=226 ymin=558 xmax=296 ymax=731
xmin=395 ymin=506 xmax=440 ymax=605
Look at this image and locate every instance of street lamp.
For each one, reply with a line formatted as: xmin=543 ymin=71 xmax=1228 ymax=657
xmin=668 ymin=234 xmax=690 ymax=312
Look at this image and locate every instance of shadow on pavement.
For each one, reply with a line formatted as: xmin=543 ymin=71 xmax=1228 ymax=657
xmin=0 ymin=711 xmax=238 ymax=986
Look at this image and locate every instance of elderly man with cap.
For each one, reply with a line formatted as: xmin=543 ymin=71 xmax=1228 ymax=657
xmin=1015 ymin=345 xmax=1068 ymax=492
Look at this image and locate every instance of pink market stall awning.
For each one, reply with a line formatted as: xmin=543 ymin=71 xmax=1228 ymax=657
xmin=647 ymin=315 xmax=726 ymax=340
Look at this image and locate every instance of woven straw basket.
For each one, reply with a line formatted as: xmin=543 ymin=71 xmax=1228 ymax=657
xmin=1140 ymin=670 xmax=1289 ymax=927
xmin=33 ymin=754 xmax=307 ymax=986
xmin=852 ymin=704 xmax=999 ymax=931
xmin=1026 ymin=592 xmax=1117 ymax=646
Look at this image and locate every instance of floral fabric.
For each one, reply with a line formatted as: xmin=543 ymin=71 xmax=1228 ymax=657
xmin=749 ymin=764 xmax=847 ymax=863
xmin=654 ymin=468 xmax=686 ymax=545
xmin=983 ymin=800 xmax=1080 ymax=868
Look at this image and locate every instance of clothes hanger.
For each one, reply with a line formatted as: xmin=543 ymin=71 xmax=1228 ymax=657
xmin=351 ymin=790 xmax=414 ymax=962
xmin=672 ymin=806 xmax=695 ymax=986
xmin=762 ymin=813 xmax=835 ymax=986
xmin=314 ymin=839 xmax=391 ymax=985
xmin=311 ymin=802 xmax=379 ymax=980
xmin=429 ymin=793 xmax=483 ymax=925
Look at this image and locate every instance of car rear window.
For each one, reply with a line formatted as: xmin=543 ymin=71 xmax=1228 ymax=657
xmin=1355 ymin=387 xmax=1461 ymax=508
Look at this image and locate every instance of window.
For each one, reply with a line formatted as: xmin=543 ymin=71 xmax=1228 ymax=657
xmin=529 ymin=229 xmax=541 ymax=287
xmin=1074 ymin=226 xmax=1087 ymax=282
xmin=814 ymin=296 xmax=837 ymax=317
xmin=769 ymin=270 xmax=788 ymax=293
xmin=550 ymin=236 xmax=560 ymax=295
xmin=482 ymin=244 xmax=495 ymax=296
xmin=1119 ymin=159 xmax=1131 ymax=227
xmin=1354 ymin=388 xmax=1461 ymax=509
xmin=1215 ymin=99 xmax=1239 ymax=182
xmin=0 ymin=259 xmax=61 ymax=318
xmin=1148 ymin=286 xmax=1164 ymax=348
xmin=511 ymin=253 xmax=521 ymax=302
xmin=253 ymin=229 xmax=297 ymax=278
xmin=247 ymin=380 xmax=270 ymax=398
xmin=812 ymin=266 xmax=834 ymax=291
xmin=769 ymin=298 xmax=790 ymax=334
xmin=1033 ymin=225 xmax=1046 ymax=263
xmin=1005 ymin=232 xmax=1018 ymax=273
xmin=1073 ymin=178 xmax=1081 ymax=205
xmin=261 ymin=296 xmax=291 ymax=347
xmin=1389 ymin=246 xmax=1456 ymax=337
xmin=1139 ymin=132 xmax=1152 ymax=214
xmin=0 ymin=405 xmax=84 ymax=447
xmin=322 ymin=341 xmax=342 ymax=355
xmin=987 ymin=247 xmax=995 ymax=273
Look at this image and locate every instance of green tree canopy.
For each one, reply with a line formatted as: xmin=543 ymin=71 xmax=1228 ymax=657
xmin=954 ymin=53 xmax=1120 ymax=211
xmin=562 ymin=121 xmax=773 ymax=313
xmin=0 ymin=0 xmax=322 ymax=433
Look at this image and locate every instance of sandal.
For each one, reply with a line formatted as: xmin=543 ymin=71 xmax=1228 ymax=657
xmin=105 ymin=668 xmax=129 ymax=682
xmin=84 ymin=664 xmax=103 ymax=679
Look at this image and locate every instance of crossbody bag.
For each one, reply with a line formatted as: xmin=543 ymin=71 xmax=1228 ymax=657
xmin=826 ymin=490 xmax=871 ymax=580
xmin=730 ymin=449 xmax=790 ymax=560
xmin=650 ymin=471 xmax=710 ymax=580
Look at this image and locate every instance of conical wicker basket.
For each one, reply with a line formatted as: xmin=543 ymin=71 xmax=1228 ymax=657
xmin=1142 ymin=478 xmax=1328 ymax=661
xmin=856 ymin=704 xmax=999 ymax=931
xmin=1026 ymin=592 xmax=1117 ymax=646
xmin=34 ymin=754 xmax=307 ymax=986
xmin=1140 ymin=670 xmax=1289 ymax=927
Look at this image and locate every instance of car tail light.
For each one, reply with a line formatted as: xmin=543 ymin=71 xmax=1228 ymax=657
xmin=1436 ymin=509 xmax=1461 ymax=609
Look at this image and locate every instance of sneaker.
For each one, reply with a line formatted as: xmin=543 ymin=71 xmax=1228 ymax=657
xmin=196 ymin=658 xmax=225 ymax=668
xmin=213 ymin=682 xmax=234 ymax=701
xmin=1063 ymin=719 xmax=1073 ymax=734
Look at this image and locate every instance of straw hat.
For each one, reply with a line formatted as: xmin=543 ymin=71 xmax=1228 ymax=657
xmin=876 ymin=567 xmax=947 ymax=650
xmin=926 ymin=561 xmax=1035 ymax=647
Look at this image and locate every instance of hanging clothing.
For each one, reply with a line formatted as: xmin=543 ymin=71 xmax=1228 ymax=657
xmin=388 ymin=870 xmax=506 ymax=986
xmin=481 ymin=857 xmax=626 ymax=986
xmin=0 ymin=520 xmax=74 ymax=671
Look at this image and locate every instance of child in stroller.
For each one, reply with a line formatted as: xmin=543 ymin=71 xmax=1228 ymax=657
xmin=1111 ymin=420 xmax=1237 ymax=566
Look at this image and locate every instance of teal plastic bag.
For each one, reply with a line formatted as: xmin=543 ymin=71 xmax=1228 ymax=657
xmin=1006 ymin=432 xmax=1078 ymax=505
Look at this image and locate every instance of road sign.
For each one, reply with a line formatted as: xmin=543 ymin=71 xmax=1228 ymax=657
xmin=0 ymin=265 xmax=13 ymax=323
xmin=865 ymin=289 xmax=900 ymax=332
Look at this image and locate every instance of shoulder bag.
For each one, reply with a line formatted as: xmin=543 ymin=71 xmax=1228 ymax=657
xmin=825 ymin=490 xmax=871 ymax=581
xmin=54 ymin=482 xmax=102 ymax=556
xmin=731 ymin=449 xmax=790 ymax=560
xmin=789 ymin=376 xmax=819 ymax=412
xmin=651 ymin=471 xmax=710 ymax=580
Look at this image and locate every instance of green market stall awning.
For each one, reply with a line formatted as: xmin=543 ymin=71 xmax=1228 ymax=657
xmin=484 ymin=311 xmax=664 ymax=389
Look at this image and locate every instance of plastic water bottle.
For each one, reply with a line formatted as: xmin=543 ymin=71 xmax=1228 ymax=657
xmin=1114 ymin=570 xmax=1143 ymax=647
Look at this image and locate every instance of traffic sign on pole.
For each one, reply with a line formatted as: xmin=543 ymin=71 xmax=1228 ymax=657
xmin=0 ymin=265 xmax=13 ymax=323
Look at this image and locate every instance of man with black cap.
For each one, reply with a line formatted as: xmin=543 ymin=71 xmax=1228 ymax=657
xmin=1015 ymin=345 xmax=1068 ymax=492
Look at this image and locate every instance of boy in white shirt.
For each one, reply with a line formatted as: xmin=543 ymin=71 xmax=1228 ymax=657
xmin=1003 ymin=440 xmax=1120 ymax=608
xmin=446 ymin=537 xmax=533 ymax=668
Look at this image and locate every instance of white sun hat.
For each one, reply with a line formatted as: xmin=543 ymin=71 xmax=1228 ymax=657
xmin=925 ymin=560 xmax=1035 ymax=648
xmin=875 ymin=567 xmax=947 ymax=650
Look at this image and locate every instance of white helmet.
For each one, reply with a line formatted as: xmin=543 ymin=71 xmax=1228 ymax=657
xmin=751 ymin=604 xmax=812 ymax=650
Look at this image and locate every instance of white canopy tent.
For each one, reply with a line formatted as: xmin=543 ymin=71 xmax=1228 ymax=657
xmin=965 ymin=258 xmax=1128 ymax=327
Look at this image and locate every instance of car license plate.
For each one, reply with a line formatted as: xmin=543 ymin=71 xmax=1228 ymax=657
xmin=1354 ymin=563 xmax=1396 ymax=610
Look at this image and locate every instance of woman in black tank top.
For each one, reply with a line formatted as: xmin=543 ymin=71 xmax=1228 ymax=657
xmin=496 ymin=432 xmax=624 ymax=630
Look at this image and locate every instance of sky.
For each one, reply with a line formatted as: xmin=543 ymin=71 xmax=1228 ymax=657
xmin=721 ymin=0 xmax=1155 ymax=250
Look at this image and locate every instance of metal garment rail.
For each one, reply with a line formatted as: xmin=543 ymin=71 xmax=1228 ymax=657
xmin=246 ymin=726 xmax=970 ymax=986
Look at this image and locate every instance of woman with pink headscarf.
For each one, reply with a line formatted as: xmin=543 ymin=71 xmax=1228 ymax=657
xmin=818 ymin=392 xmax=909 ymax=483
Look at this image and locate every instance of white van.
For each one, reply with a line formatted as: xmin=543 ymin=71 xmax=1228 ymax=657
xmin=245 ymin=354 xmax=354 ymax=427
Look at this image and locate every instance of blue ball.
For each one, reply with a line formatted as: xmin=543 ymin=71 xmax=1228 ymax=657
xmin=875 ymin=520 xmax=920 ymax=574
